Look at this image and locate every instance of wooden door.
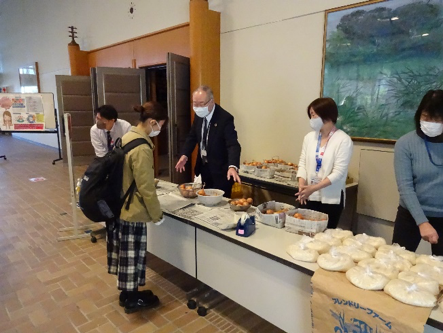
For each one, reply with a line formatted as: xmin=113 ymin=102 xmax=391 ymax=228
xmin=167 ymin=53 xmax=192 ymax=184
xmin=92 ymin=67 xmax=146 ymax=126
xmin=56 ymin=75 xmax=95 ymax=166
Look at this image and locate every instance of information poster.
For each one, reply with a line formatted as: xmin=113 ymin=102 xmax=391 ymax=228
xmin=0 ymin=94 xmax=45 ymax=131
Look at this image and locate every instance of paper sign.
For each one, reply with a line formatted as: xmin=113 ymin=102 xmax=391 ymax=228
xmin=29 ymin=177 xmax=46 ymax=182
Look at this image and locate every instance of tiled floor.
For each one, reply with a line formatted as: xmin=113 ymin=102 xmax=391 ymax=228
xmin=0 ymin=134 xmax=284 ymax=333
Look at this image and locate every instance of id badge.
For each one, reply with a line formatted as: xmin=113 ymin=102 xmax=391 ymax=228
xmin=311 ymin=176 xmax=321 ymax=185
xmin=201 ymin=149 xmax=207 ymax=157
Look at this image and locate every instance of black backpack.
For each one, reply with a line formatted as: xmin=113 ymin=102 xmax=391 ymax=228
xmin=78 ymin=138 xmax=151 ymax=222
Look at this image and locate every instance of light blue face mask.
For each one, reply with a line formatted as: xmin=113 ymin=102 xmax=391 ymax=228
xmin=310 ymin=117 xmax=324 ymax=131
xmin=193 ymin=106 xmax=210 ymax=118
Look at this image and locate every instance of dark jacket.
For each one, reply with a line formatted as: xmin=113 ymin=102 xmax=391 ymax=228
xmin=181 ymin=104 xmax=241 ymax=176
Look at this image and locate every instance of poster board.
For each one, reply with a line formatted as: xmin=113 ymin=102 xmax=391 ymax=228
xmin=0 ymin=93 xmax=56 ymax=131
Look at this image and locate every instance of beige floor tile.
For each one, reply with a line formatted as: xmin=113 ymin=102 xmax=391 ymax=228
xmin=0 ymin=135 xmax=283 ymax=333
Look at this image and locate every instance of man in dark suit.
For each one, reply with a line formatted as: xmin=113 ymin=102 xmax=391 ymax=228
xmin=175 ymin=85 xmax=241 ymax=198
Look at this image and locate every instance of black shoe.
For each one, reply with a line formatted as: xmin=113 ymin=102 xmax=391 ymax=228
xmin=124 ymin=294 xmax=160 ymax=314
xmin=119 ymin=289 xmax=154 ymax=307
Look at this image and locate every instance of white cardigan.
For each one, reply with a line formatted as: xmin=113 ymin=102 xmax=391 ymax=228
xmin=297 ymin=129 xmax=353 ymax=204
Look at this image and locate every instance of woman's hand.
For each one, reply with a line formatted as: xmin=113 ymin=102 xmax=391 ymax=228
xmin=419 ymin=222 xmax=439 ymax=244
xmin=296 ymin=185 xmax=316 ymax=205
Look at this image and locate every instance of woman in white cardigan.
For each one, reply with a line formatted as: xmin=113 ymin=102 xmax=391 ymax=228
xmin=296 ymin=97 xmax=353 ymax=228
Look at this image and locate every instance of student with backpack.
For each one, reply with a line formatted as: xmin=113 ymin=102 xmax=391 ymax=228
xmin=107 ymin=101 xmax=168 ymax=314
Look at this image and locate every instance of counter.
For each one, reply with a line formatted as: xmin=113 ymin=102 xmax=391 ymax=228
xmin=239 ymin=170 xmax=359 ymax=232
xmin=146 ymin=180 xmax=443 ymax=333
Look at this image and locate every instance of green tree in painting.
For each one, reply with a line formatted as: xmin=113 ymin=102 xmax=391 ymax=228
xmin=324 ymin=1 xmax=443 ymax=140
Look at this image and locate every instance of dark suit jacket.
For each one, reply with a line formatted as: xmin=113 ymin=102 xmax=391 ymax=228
xmin=181 ymin=104 xmax=241 ymax=177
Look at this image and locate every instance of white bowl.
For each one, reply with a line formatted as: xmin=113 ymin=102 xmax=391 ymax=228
xmin=197 ymin=189 xmax=225 ymax=206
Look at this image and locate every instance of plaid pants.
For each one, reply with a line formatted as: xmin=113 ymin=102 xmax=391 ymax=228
xmin=107 ymin=219 xmax=147 ymax=291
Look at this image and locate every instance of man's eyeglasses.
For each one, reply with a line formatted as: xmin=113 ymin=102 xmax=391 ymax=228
xmin=193 ymin=98 xmax=212 ymax=108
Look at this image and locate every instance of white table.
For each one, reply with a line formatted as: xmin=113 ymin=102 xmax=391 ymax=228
xmin=147 ymin=181 xmax=443 ymax=333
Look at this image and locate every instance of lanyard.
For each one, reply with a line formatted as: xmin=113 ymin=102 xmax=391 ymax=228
xmin=424 ymin=137 xmax=443 ymax=167
xmin=315 ymin=128 xmax=336 ymax=173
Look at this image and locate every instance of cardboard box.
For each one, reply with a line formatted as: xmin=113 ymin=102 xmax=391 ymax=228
xmin=311 ymin=268 xmax=432 ymax=333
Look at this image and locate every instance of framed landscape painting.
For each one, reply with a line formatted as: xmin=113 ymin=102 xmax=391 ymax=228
xmin=322 ymin=0 xmax=443 ymax=143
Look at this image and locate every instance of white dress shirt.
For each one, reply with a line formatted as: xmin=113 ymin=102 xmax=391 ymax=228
xmin=200 ymin=105 xmax=215 ymax=157
xmin=90 ymin=119 xmax=132 ymax=157
xmin=296 ymin=129 xmax=353 ymax=204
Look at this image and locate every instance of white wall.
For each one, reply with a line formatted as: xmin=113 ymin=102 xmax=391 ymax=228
xmin=218 ymin=0 xmax=408 ymax=245
xmin=0 ymin=0 xmax=189 ymax=148
xmin=219 ymin=0 xmax=395 ymax=180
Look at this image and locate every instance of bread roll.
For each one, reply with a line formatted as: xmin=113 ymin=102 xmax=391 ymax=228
xmin=334 ymin=245 xmax=372 ymax=263
xmin=416 ymin=255 xmax=443 ymax=269
xmin=353 ymin=233 xmax=386 ymax=249
xmin=377 ymin=244 xmax=416 ymax=264
xmin=286 ymin=243 xmax=318 ymax=263
xmin=375 ymin=251 xmax=412 ymax=272
xmin=317 ymin=250 xmax=355 ymax=272
xmin=346 ymin=265 xmax=390 ymax=290
xmin=398 ymin=271 xmax=439 ymax=295
xmin=314 ymin=232 xmax=342 ymax=247
xmin=410 ymin=264 xmax=443 ymax=285
xmin=384 ymin=279 xmax=437 ymax=307
xmin=358 ymin=258 xmax=399 ymax=280
xmin=324 ymin=228 xmax=353 ymax=241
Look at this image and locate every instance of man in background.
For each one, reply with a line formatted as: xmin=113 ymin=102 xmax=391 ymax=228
xmin=175 ymin=85 xmax=241 ymax=197
xmin=90 ymin=105 xmax=131 ymax=157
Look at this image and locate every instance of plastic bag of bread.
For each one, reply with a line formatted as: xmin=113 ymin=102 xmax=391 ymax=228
xmin=358 ymin=258 xmax=399 ymax=280
xmin=324 ymin=228 xmax=353 ymax=241
xmin=410 ymin=264 xmax=443 ymax=285
xmin=313 ymin=232 xmax=342 ymax=247
xmin=384 ymin=279 xmax=437 ymax=307
xmin=346 ymin=265 xmax=390 ymax=290
xmin=416 ymin=255 xmax=443 ymax=269
xmin=353 ymin=233 xmax=386 ymax=249
xmin=374 ymin=250 xmax=412 ymax=271
xmin=317 ymin=248 xmax=355 ymax=272
xmin=334 ymin=245 xmax=372 ymax=263
xmin=342 ymin=238 xmax=376 ymax=256
xmin=286 ymin=242 xmax=318 ymax=263
xmin=297 ymin=235 xmax=330 ymax=254
xmin=398 ymin=271 xmax=439 ymax=296
xmin=377 ymin=244 xmax=416 ymax=264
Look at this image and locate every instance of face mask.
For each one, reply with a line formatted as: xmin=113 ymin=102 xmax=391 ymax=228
xmin=310 ymin=117 xmax=324 ymax=132
xmin=420 ymin=120 xmax=443 ymax=137
xmin=149 ymin=121 xmax=161 ymax=137
xmin=193 ymin=106 xmax=210 ymax=118
xmin=96 ymin=119 xmax=106 ymax=130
